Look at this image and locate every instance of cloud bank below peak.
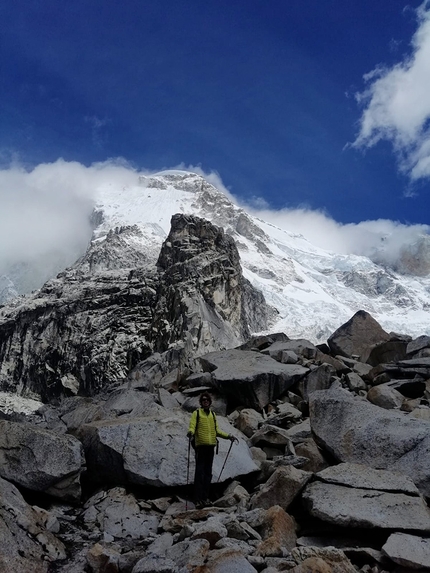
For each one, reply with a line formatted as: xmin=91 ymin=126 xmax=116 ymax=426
xmin=353 ymin=1 xmax=430 ymax=182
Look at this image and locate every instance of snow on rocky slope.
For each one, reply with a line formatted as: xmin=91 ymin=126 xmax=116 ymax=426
xmin=91 ymin=170 xmax=430 ymax=343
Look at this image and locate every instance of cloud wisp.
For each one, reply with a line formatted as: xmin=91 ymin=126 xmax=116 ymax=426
xmin=0 ymin=159 xmax=141 ymax=293
xmin=353 ymin=1 xmax=430 ymax=181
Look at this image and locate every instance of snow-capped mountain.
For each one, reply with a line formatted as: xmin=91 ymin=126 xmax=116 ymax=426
xmin=88 ymin=170 xmax=430 ymax=343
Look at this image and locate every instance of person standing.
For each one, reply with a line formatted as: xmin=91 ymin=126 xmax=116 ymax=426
xmin=187 ymin=392 xmax=237 ymax=508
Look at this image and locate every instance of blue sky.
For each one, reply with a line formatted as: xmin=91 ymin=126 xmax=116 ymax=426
xmin=1 ymin=0 xmax=430 ymax=229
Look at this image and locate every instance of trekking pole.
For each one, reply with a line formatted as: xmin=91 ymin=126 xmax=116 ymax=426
xmin=185 ymin=437 xmax=191 ymax=511
xmin=217 ymin=440 xmax=234 ymax=483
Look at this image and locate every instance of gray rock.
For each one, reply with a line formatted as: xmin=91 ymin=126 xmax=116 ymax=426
xmin=250 ymin=465 xmax=312 ymax=510
xmin=303 ymin=481 xmax=430 ymax=530
xmin=158 ymin=388 xmax=180 ymax=410
xmin=0 ymin=420 xmax=84 ymax=501
xmin=86 ymin=542 xmax=120 ymax=572
xmin=215 ymin=537 xmax=254 ymax=554
xmin=213 ymin=481 xmax=250 ymax=509
xmin=236 ymin=408 xmax=264 ymax=437
xmin=285 ymin=419 xmax=312 ymax=443
xmin=410 ymin=406 xmax=430 ymax=422
xmin=327 ymin=310 xmax=391 ymax=360
xmin=407 ymin=335 xmax=430 ymax=356
xmin=147 ymin=533 xmax=174 ymax=556
xmin=345 ymin=371 xmax=367 ymax=392
xmin=382 ymin=532 xmax=430 ymax=569
xmin=299 ymin=363 xmax=335 ymax=402
xmin=262 ymin=339 xmax=318 ymax=361
xmin=315 ymin=462 xmax=420 ymax=495
xmin=201 ymin=548 xmax=258 ymax=573
xmin=0 ymin=476 xmax=66 ymax=572
xmin=294 ymin=438 xmax=328 ymax=473
xmin=165 ymin=538 xmax=210 ymax=568
xmin=250 ymin=424 xmax=295 ymax=449
xmin=82 ymin=487 xmax=159 ymax=539
xmin=309 ymin=386 xmax=430 ymax=497
xmin=132 ymin=555 xmax=178 ymax=573
xmin=289 ymin=546 xmax=356 ymax=573
xmin=200 ymin=349 xmax=308 ymax=410
xmin=367 ymin=384 xmax=404 ymax=409
xmin=79 ymin=408 xmax=257 ymax=487
xmin=191 ymin=518 xmax=228 ymax=548
xmin=255 ymin=505 xmax=297 ymax=557
xmin=361 ymin=339 xmax=408 ymax=366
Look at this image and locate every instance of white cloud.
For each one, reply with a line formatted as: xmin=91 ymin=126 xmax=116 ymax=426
xmin=240 ymin=202 xmax=430 ymax=267
xmin=353 ymin=1 xmax=430 ymax=180
xmin=0 ymin=158 xmax=142 ymax=292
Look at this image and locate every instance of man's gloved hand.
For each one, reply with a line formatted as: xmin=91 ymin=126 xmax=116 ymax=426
xmin=228 ymin=434 xmax=238 ymax=443
xmin=187 ymin=431 xmax=193 ymax=439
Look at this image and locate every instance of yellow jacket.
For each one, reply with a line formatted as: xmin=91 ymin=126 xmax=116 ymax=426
xmin=188 ymin=408 xmax=229 ymax=447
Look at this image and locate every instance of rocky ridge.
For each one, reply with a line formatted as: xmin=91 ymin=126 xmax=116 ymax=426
xmin=0 ymin=215 xmax=269 ymax=400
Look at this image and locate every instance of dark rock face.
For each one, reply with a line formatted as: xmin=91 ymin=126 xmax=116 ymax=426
xmin=327 ymin=310 xmax=391 ymax=360
xmin=0 ymin=215 xmax=270 ymax=401
xmin=0 ymin=269 xmax=157 ymax=400
xmin=152 ymin=214 xmax=267 ymax=355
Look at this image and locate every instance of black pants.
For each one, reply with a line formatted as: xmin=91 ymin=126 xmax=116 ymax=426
xmin=194 ymin=445 xmax=215 ymax=502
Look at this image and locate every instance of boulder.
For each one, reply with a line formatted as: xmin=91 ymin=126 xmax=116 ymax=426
xmin=309 ymin=386 xmax=430 ymax=497
xmin=235 ymin=408 xmax=264 ymax=437
xmin=199 ymin=548 xmax=258 ymax=573
xmin=299 ymin=364 xmax=335 ymax=402
xmin=294 ymin=439 xmax=329 ymax=473
xmin=0 ymin=476 xmax=66 ymax=572
xmin=199 ymin=349 xmax=308 ymax=410
xmin=261 ymin=339 xmax=318 ymax=361
xmin=366 ymin=384 xmax=404 ymax=409
xmin=165 ymin=538 xmax=210 ymax=569
xmin=302 ymin=481 xmax=430 ymax=530
xmin=327 ymin=310 xmax=390 ymax=360
xmin=0 ymin=419 xmax=84 ymax=501
xmin=78 ymin=408 xmax=257 ymax=487
xmin=407 ymin=335 xmax=430 ymax=356
xmin=345 ymin=372 xmax=367 ymax=392
xmin=250 ymin=425 xmax=295 ymax=450
xmin=250 ymin=465 xmax=312 ymax=510
xmin=289 ymin=546 xmax=356 ymax=573
xmin=315 ymin=462 xmax=420 ymax=494
xmin=190 ymin=518 xmax=228 ymax=548
xmin=255 ymin=505 xmax=297 ymax=557
xmin=265 ymin=402 xmax=303 ymax=429
xmin=82 ymin=487 xmax=159 ymax=539
xmin=132 ymin=556 xmax=178 ymax=573
xmin=213 ymin=481 xmax=250 ymax=508
xmin=382 ymin=532 xmax=430 ymax=569
xmin=285 ymin=419 xmax=312 ymax=444
xmin=86 ymin=542 xmax=120 ymax=573
xmin=361 ymin=339 xmax=408 ymax=366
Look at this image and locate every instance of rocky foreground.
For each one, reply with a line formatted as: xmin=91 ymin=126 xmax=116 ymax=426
xmin=1 ymin=214 xmax=430 ymax=572
xmin=1 ymin=310 xmax=430 ymax=572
